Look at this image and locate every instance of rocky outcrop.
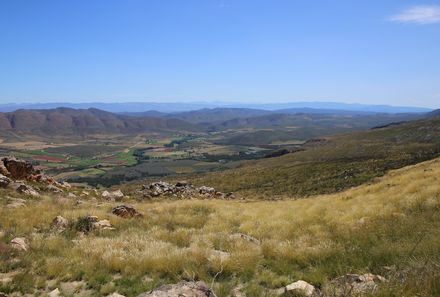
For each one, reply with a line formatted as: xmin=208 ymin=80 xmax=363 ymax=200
xmin=112 ymin=205 xmax=143 ymax=218
xmin=137 ymin=281 xmax=216 ymax=297
xmin=1 ymin=157 xmax=38 ymax=179
xmin=102 ymin=190 xmax=124 ymax=201
xmin=0 ymin=157 xmax=67 ymax=190
xmin=141 ymin=181 xmax=232 ymax=199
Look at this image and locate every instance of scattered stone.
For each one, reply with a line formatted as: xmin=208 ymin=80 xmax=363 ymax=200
xmin=0 ymin=174 xmax=11 ymax=188
xmin=141 ymin=181 xmax=231 ymax=200
xmin=10 ymin=237 xmax=28 ymax=251
xmin=285 ymin=280 xmax=316 ymax=297
xmin=230 ymin=233 xmax=261 ymax=245
xmin=102 ymin=190 xmax=124 ymax=201
xmin=0 ymin=292 xmax=8 ymax=297
xmin=11 ymin=182 xmax=40 ymax=197
xmin=327 ymin=273 xmax=386 ymax=295
xmin=51 ymin=216 xmax=69 ymax=232
xmin=137 ymin=281 xmax=216 ymax=297
xmin=48 ymin=288 xmax=60 ymax=297
xmin=111 ymin=205 xmax=143 ymax=218
xmin=75 ymin=215 xmax=113 ymax=233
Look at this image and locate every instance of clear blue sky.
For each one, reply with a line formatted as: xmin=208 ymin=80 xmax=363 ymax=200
xmin=1 ymin=0 xmax=439 ymax=107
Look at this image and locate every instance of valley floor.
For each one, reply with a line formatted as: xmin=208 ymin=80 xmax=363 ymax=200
xmin=1 ymin=158 xmax=440 ymax=296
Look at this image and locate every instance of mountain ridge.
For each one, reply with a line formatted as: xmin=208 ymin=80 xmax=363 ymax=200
xmin=0 ymin=107 xmax=201 ymax=136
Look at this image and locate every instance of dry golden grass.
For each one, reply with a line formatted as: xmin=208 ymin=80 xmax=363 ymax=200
xmin=1 ymin=158 xmax=440 ymax=296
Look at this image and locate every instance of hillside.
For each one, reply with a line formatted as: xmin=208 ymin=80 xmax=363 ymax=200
xmin=0 ymin=108 xmax=200 ymax=136
xmin=1 ymin=156 xmax=439 ymax=296
xmin=210 ymin=112 xmax=422 ymax=132
xmin=189 ymin=117 xmax=440 ymax=198
xmin=427 ymin=109 xmax=440 ymax=118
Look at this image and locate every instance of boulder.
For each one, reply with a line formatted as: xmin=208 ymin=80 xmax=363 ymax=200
xmin=198 ymin=186 xmax=216 ymax=195
xmin=106 ymin=294 xmax=126 ymax=297
xmin=0 ymin=174 xmax=11 ymax=188
xmin=10 ymin=237 xmax=28 ymax=251
xmin=51 ymin=216 xmax=69 ymax=231
xmin=48 ymin=288 xmax=61 ymax=297
xmin=285 ymin=280 xmax=316 ymax=297
xmin=112 ymin=205 xmax=143 ymax=218
xmin=137 ymin=281 xmax=216 ymax=297
xmin=0 ymin=292 xmax=8 ymax=297
xmin=93 ymin=219 xmax=114 ymax=230
xmin=12 ymin=182 xmax=40 ymax=197
xmin=102 ymin=190 xmax=124 ymax=201
xmin=1 ymin=157 xmax=38 ymax=179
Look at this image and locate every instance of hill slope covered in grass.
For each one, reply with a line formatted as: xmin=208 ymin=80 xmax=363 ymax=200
xmin=1 ymin=157 xmax=439 ymax=296
xmin=190 ymin=117 xmax=440 ymax=198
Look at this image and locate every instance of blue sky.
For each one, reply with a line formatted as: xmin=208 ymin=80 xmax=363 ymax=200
xmin=0 ymin=0 xmax=439 ymax=108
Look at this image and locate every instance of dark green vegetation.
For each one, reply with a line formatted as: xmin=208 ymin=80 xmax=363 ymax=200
xmin=190 ymin=117 xmax=440 ymax=198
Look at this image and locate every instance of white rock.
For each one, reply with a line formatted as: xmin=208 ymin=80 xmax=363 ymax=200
xmin=48 ymin=288 xmax=61 ymax=297
xmin=11 ymin=237 xmax=28 ymax=251
xmin=93 ymin=219 xmax=114 ymax=230
xmin=68 ymin=192 xmax=77 ymax=198
xmin=285 ymin=280 xmax=316 ymax=297
xmin=102 ymin=190 xmax=124 ymax=201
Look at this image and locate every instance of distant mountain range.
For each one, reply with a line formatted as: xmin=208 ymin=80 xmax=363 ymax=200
xmin=0 ymin=108 xmax=200 ymax=136
xmin=0 ymin=106 xmax=427 ymax=139
xmin=0 ymin=101 xmax=433 ymax=114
